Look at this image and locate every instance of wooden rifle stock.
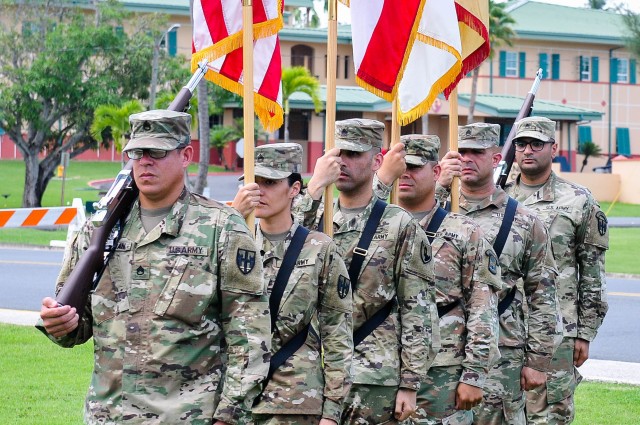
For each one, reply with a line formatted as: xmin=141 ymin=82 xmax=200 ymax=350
xmin=493 ymin=68 xmax=543 ymax=188
xmin=53 ymin=60 xmax=209 ymax=319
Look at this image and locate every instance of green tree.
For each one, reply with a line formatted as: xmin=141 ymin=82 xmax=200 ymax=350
xmin=622 ymin=8 xmax=640 ymax=61
xmin=282 ymin=67 xmax=322 ymax=142
xmin=467 ymin=0 xmax=516 ymax=122
xmin=587 ymin=0 xmax=607 ymax=9
xmin=90 ymin=100 xmax=145 ymax=166
xmin=579 ymin=141 xmax=602 ymax=172
xmin=0 ymin=0 xmax=161 ymax=207
xmin=210 ymin=126 xmax=237 ymax=171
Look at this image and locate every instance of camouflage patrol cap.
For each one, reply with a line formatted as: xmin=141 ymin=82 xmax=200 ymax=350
xmin=335 ymin=119 xmax=384 ymax=152
xmin=401 ymin=135 xmax=440 ymax=165
xmin=124 ymin=110 xmax=191 ymax=152
xmin=254 ymin=143 xmax=302 ymax=179
xmin=458 ymin=123 xmax=500 ymax=149
xmin=514 ymin=116 xmax=556 ymax=142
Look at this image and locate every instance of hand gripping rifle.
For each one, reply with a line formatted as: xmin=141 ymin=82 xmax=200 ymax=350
xmin=493 ymin=68 xmax=543 ymax=188
xmin=52 ymin=61 xmax=209 ymax=319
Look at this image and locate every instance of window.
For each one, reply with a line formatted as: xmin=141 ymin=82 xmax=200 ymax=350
xmin=291 ymin=45 xmax=314 ymax=75
xmin=580 ymin=56 xmax=590 ymax=81
xmin=539 ymin=53 xmax=549 ymax=79
xmin=168 ymin=30 xmax=177 ymax=57
xmin=505 ymin=52 xmax=518 ymax=77
xmin=591 ymin=57 xmax=599 ymax=82
xmin=344 ymin=55 xmax=350 ymax=79
xmin=617 ymin=58 xmax=629 ymax=83
xmin=499 ymin=51 xmax=525 ymax=78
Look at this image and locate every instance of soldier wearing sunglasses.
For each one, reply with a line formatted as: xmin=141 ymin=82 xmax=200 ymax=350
xmin=505 ymin=117 xmax=609 ymax=425
xmin=39 ymin=110 xmax=271 ymax=424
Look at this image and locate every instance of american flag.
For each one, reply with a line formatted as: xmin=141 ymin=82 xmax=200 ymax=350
xmin=192 ymin=0 xmax=284 ymax=132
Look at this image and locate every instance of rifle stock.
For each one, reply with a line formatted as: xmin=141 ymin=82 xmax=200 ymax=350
xmin=493 ymin=68 xmax=543 ymax=188
xmin=51 ymin=60 xmax=209 ymax=320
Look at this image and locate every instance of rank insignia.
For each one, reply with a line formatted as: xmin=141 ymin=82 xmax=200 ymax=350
xmin=421 ymin=241 xmax=432 ymax=264
xmin=486 ymin=249 xmax=498 ymax=275
xmin=236 ymin=249 xmax=256 ymax=275
xmin=337 ymin=275 xmax=351 ymax=299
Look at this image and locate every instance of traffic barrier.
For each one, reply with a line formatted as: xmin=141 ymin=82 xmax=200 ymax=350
xmin=0 ymin=205 xmax=79 ymax=228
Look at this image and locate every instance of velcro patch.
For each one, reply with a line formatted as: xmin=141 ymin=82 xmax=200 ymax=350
xmin=337 ymin=275 xmax=351 ymax=299
xmin=236 ymin=248 xmax=256 ymax=275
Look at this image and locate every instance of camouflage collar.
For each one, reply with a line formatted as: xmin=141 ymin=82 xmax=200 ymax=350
xmin=162 ymin=188 xmax=190 ymax=237
xmin=459 ymin=186 xmax=508 ymax=213
xmin=256 ymin=220 xmax=299 ymax=262
xmin=512 ymin=172 xmax=556 ymax=204
xmin=334 ymin=195 xmax=378 ymax=234
xmin=418 ymin=199 xmax=443 ymax=228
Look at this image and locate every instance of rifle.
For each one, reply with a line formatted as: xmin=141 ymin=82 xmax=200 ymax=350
xmin=493 ymin=68 xmax=543 ymax=188
xmin=52 ymin=60 xmax=209 ymax=319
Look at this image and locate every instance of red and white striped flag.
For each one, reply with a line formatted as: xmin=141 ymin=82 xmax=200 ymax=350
xmin=191 ymin=0 xmax=284 ymax=132
xmin=346 ymin=0 xmax=462 ymax=125
xmin=444 ymin=0 xmax=490 ymax=98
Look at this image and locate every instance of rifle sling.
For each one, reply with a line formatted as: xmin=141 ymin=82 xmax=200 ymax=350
xmin=425 ymin=207 xmax=448 ymax=244
xmin=494 ymin=197 xmax=518 ymax=315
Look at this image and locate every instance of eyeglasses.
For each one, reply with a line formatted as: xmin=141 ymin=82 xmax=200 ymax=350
xmin=513 ymin=140 xmax=553 ymax=152
xmin=126 ymin=148 xmax=171 ymax=160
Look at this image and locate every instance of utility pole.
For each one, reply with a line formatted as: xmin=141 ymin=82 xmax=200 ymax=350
xmin=150 ymin=24 xmax=181 ymax=109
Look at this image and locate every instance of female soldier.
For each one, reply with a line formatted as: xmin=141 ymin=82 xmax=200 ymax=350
xmin=233 ymin=143 xmax=354 ymax=425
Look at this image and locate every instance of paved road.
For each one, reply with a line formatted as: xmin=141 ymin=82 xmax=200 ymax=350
xmin=1 ymin=246 xmax=638 ymax=363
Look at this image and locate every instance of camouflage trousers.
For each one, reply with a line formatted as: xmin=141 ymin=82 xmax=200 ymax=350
xmin=341 ymin=383 xmax=399 ymax=425
xmin=525 ymin=337 xmax=582 ymax=425
xmin=405 ymin=364 xmax=473 ymax=425
xmin=473 ymin=347 xmax=525 ymax=425
xmin=251 ymin=414 xmax=322 ymax=425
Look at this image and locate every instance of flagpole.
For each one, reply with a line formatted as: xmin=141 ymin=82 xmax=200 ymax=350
xmin=448 ymin=87 xmax=459 ymax=213
xmin=243 ymin=0 xmax=256 ymax=233
xmin=323 ymin=0 xmax=338 ymax=237
xmin=390 ymin=98 xmax=400 ymax=205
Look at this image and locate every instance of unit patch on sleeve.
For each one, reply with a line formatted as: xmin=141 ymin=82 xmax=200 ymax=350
xmin=236 ymin=249 xmax=256 ymax=274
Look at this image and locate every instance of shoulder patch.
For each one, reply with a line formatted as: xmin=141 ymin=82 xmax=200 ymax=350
xmin=421 ymin=241 xmax=432 ymax=264
xmin=595 ymin=211 xmax=608 ymax=236
xmin=337 ymin=275 xmax=351 ymax=299
xmin=236 ymin=248 xmax=256 ymax=274
xmin=486 ymin=249 xmax=498 ymax=275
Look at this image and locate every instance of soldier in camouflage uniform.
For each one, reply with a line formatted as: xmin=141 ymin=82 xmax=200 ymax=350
xmin=505 ymin=117 xmax=608 ymax=424
xmin=232 ymin=143 xmax=354 ymax=425
xmin=39 ymin=110 xmax=271 ymax=424
xmin=437 ymin=123 xmax=560 ymax=425
xmin=373 ymin=135 xmax=502 ymax=425
xmin=294 ymin=119 xmax=439 ymax=425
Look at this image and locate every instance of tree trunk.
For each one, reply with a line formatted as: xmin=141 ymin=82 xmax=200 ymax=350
xmin=22 ymin=152 xmax=41 ymax=208
xmin=194 ymin=78 xmax=210 ymax=195
xmin=581 ymin=156 xmax=589 ymax=172
xmin=467 ymin=68 xmax=480 ymax=123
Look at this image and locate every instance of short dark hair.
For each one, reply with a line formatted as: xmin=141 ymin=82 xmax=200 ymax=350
xmin=287 ymin=172 xmax=303 ymax=188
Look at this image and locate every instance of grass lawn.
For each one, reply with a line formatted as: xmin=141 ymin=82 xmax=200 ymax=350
xmin=0 ymin=159 xmax=225 ymax=209
xmin=607 ymin=228 xmax=640 ymax=275
xmin=0 ymin=324 xmax=638 ymax=424
xmin=600 ymin=201 xmax=640 ymax=217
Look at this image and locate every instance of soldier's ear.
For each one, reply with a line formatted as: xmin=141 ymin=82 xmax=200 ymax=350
xmin=289 ymin=180 xmax=301 ymax=198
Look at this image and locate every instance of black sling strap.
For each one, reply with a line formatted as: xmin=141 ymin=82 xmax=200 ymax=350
xmin=266 ymin=225 xmax=312 ymax=379
xmin=494 ymin=197 xmax=518 ymax=316
xmin=348 ymin=199 xmax=394 ymax=346
xmin=425 ymin=207 xmax=448 ymax=243
xmin=348 ymin=199 xmax=387 ymax=287
xmin=426 ymin=207 xmax=460 ymax=318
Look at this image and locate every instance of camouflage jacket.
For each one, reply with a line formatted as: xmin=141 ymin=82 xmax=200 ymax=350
xmin=251 ymin=221 xmax=353 ymax=422
xmin=506 ymin=172 xmax=608 ymax=341
xmin=436 ymin=186 xmax=560 ymax=372
xmin=420 ymin=203 xmax=502 ymax=389
xmin=49 ymin=190 xmax=271 ymax=425
xmin=372 ymin=182 xmax=501 ymax=388
xmin=294 ymin=193 xmax=439 ymax=390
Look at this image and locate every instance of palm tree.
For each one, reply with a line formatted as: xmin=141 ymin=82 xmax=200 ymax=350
xmin=90 ymin=100 xmax=145 ymax=166
xmin=579 ymin=141 xmax=602 ymax=172
xmin=282 ymin=67 xmax=322 ymax=142
xmin=210 ymin=126 xmax=236 ymax=170
xmin=467 ymin=0 xmax=516 ymax=122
